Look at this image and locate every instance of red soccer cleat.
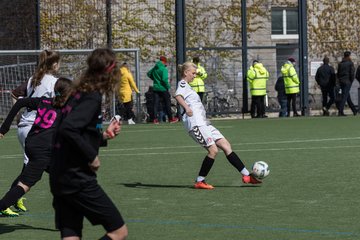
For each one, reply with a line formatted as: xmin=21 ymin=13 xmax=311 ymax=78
xmin=194 ymin=181 xmax=214 ymax=190
xmin=153 ymin=118 xmax=159 ymax=124
xmin=169 ymin=117 xmax=179 ymax=123
xmin=242 ymin=174 xmax=262 ymax=184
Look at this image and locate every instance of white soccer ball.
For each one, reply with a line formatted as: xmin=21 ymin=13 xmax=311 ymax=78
xmin=252 ymin=161 xmax=270 ymax=179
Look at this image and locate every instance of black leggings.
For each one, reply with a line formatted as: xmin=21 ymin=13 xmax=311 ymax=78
xmin=153 ymin=91 xmax=173 ymax=120
xmin=123 ymin=101 xmax=135 ymax=120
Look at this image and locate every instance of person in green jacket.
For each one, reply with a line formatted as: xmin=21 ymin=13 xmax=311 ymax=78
xmin=147 ymin=56 xmax=178 ymax=124
xmin=189 ymin=56 xmax=207 ymax=101
xmin=247 ymin=60 xmax=269 ymax=118
xmin=281 ymin=57 xmax=300 ymax=117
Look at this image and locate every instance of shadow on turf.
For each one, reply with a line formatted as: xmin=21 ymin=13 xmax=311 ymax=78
xmin=121 ymin=182 xmax=261 ymax=189
xmin=121 ymin=182 xmax=193 ymax=189
xmin=0 ymin=223 xmax=57 ymax=235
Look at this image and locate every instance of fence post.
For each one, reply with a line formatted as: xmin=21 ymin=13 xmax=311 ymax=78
xmin=358 ymin=88 xmax=360 ymax=113
xmin=106 ymin=0 xmax=112 ymax=49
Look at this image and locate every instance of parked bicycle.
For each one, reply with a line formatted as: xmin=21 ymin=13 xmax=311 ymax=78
xmin=223 ymin=88 xmax=241 ymax=112
xmin=265 ymin=92 xmax=280 ymax=112
xmin=265 ymin=93 xmax=318 ymax=115
xmin=296 ymin=93 xmax=317 ymax=111
xmin=203 ymin=87 xmax=241 ymax=117
xmin=140 ymin=95 xmax=178 ymax=123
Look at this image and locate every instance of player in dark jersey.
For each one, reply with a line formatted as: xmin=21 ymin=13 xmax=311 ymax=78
xmin=50 ymin=48 xmax=128 ymax=240
xmin=0 ymin=77 xmax=73 ymax=217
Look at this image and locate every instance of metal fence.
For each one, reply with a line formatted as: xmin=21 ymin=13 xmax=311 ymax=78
xmin=3 ymin=1 xmax=360 ymax=117
xmin=0 ymin=48 xmax=141 ymax=122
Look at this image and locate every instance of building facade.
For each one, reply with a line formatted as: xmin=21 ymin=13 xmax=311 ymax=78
xmin=1 ymin=0 xmax=359 ymax=113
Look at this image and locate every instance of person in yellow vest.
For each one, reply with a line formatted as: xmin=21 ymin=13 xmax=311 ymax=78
xmin=189 ymin=56 xmax=207 ymax=101
xmin=247 ymin=60 xmax=269 ymax=118
xmin=118 ymin=62 xmax=140 ymax=124
xmin=281 ymin=57 xmax=300 ymax=117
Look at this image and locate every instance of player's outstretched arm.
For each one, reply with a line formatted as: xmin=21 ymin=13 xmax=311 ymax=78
xmin=0 ymin=98 xmax=38 ymax=136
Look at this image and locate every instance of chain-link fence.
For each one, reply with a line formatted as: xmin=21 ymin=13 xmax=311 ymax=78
xmin=0 ymin=49 xmax=140 ymax=122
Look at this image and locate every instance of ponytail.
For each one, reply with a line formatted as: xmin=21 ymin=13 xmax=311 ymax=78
xmin=31 ymin=50 xmax=60 ymax=88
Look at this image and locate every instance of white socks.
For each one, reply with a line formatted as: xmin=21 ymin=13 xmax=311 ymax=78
xmin=196 ymin=176 xmax=205 ymax=182
xmin=241 ymin=168 xmax=250 ymax=176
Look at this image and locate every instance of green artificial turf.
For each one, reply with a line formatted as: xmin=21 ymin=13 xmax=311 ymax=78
xmin=1 ymin=116 xmax=359 ymax=239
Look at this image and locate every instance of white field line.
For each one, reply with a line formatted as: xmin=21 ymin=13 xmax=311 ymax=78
xmin=100 ymin=145 xmax=358 ymax=157
xmin=1 ymin=137 xmax=359 ymax=159
xmin=101 ymin=136 xmax=360 ymax=152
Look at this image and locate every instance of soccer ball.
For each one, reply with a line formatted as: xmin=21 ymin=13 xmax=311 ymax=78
xmin=252 ymin=161 xmax=270 ymax=179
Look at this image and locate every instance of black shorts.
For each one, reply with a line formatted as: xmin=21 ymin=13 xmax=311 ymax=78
xmin=20 ymin=146 xmax=51 ymax=187
xmin=53 ymin=183 xmax=125 ymax=238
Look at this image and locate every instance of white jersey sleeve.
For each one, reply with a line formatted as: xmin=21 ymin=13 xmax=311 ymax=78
xmin=175 ymin=79 xmax=208 ymax=131
xmin=18 ymin=74 xmax=58 ymax=127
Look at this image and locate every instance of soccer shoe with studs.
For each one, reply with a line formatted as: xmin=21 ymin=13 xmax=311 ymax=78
xmin=128 ymin=119 xmax=136 ymax=125
xmin=14 ymin=197 xmax=27 ymax=212
xmin=169 ymin=117 xmax=179 ymax=123
xmin=0 ymin=207 xmax=19 ymax=217
xmin=194 ymin=181 xmax=214 ymax=190
xmin=242 ymin=174 xmax=262 ymax=184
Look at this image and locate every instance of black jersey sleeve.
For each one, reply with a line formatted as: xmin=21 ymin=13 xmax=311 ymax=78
xmin=0 ymin=97 xmax=41 ymax=135
xmin=59 ymin=93 xmax=102 ymax=164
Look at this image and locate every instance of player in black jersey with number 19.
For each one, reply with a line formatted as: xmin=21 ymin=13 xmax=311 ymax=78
xmin=0 ymin=77 xmax=73 ymax=216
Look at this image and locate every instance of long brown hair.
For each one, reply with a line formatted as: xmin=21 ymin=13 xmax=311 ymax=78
xmin=53 ymin=77 xmax=73 ymax=108
xmin=31 ymin=50 xmax=60 ymax=88
xmin=73 ymin=48 xmax=119 ymax=100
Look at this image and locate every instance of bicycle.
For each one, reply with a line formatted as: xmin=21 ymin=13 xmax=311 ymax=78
xmin=203 ymin=88 xmax=241 ymax=117
xmin=139 ymin=101 xmax=150 ymax=123
xmin=202 ymin=89 xmax=227 ymax=117
xmin=295 ymin=93 xmax=317 ymax=111
xmin=202 ymin=90 xmax=214 ymax=113
xmin=223 ymin=88 xmax=241 ymax=112
xmin=265 ymin=93 xmax=280 ymax=112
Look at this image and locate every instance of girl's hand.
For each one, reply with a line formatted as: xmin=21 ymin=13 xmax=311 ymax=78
xmin=186 ymin=108 xmax=193 ymax=117
xmin=104 ymin=117 xmax=121 ymax=139
xmin=109 ymin=117 xmax=121 ymax=136
xmin=0 ymin=133 xmax=3 ymax=139
xmin=89 ymin=156 xmax=100 ymax=172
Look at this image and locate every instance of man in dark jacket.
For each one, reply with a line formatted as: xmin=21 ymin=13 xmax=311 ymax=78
xmin=337 ymin=51 xmax=357 ymax=116
xmin=356 ymin=64 xmax=360 ymax=83
xmin=315 ymin=56 xmax=336 ymax=116
xmin=275 ymin=76 xmax=287 ymax=117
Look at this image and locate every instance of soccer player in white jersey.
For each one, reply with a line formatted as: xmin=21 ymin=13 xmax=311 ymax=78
xmin=0 ymin=50 xmax=60 ymax=216
xmin=175 ymin=61 xmax=261 ymax=189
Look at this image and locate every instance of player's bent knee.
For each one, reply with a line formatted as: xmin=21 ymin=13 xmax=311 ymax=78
xmin=207 ymin=145 xmax=218 ymax=158
xmin=17 ymin=182 xmax=30 ymax=193
xmin=107 ymin=224 xmax=128 ymax=240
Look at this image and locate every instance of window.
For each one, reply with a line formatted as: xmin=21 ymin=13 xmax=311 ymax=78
xmin=271 ymin=8 xmax=298 ymax=39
